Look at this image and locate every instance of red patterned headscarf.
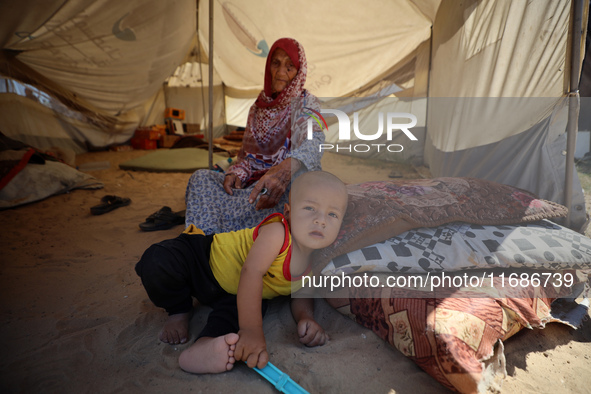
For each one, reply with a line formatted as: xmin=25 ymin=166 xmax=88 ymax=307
xmin=249 ymin=38 xmax=308 ymax=144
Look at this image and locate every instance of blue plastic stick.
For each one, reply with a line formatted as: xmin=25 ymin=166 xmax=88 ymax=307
xmin=253 ymin=362 xmax=310 ymax=394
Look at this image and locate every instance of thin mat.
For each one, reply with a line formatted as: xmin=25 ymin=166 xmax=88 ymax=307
xmin=119 ymin=148 xmax=227 ymax=173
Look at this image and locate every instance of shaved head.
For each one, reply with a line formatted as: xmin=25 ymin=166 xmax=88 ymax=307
xmin=291 ymin=171 xmax=346 ymax=204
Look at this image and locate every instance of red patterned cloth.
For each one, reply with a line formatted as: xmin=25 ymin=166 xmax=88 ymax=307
xmin=325 ymin=272 xmax=585 ymax=393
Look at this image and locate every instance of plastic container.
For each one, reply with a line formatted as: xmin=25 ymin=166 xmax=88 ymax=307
xmin=213 ymin=157 xmax=233 ymax=172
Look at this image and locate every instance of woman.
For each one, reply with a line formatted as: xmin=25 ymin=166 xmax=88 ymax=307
xmin=185 ymin=37 xmax=324 ymax=234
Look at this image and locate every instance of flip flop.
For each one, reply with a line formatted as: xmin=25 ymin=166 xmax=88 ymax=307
xmin=90 ymin=195 xmax=131 ymax=215
xmin=139 ymin=206 xmax=186 ymax=231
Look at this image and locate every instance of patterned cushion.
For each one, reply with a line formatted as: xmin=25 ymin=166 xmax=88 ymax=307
xmin=316 ymin=179 xmax=584 ymax=393
xmin=313 ymin=177 xmax=568 ymax=273
xmin=322 ymin=220 xmax=591 ymax=276
xmin=320 ymin=218 xmax=591 ymax=392
xmin=326 ymin=290 xmax=568 ymax=393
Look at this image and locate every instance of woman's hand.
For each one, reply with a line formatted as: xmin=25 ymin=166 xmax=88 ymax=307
xmin=249 ymin=158 xmax=301 ymax=210
xmin=223 ymin=173 xmax=242 ymax=195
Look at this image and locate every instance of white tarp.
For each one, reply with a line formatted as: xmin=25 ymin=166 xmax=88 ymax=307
xmin=165 ymin=62 xmax=226 ymax=138
xmin=0 ymin=0 xmax=196 ymax=145
xmin=424 ymin=0 xmax=587 ymax=229
xmin=198 ymin=0 xmax=433 ymax=97
xmin=428 ymin=0 xmax=571 ymax=151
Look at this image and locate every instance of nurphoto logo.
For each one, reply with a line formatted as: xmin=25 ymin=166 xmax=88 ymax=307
xmin=304 ymin=108 xmax=418 ymax=153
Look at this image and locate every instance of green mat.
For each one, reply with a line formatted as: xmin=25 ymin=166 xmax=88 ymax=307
xmin=119 ymin=148 xmax=227 ymax=172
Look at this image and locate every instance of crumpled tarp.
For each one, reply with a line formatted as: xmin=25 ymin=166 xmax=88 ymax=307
xmin=0 ymin=133 xmax=103 ymax=209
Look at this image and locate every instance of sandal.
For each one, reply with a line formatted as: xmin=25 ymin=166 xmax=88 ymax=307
xmin=90 ymin=195 xmax=131 ymax=215
xmin=139 ymin=206 xmax=186 ymax=231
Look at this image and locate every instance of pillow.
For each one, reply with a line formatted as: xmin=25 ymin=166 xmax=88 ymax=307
xmin=313 ymin=178 xmax=568 ymax=273
xmin=326 ymin=279 xmax=587 ymax=393
xmin=322 ymin=220 xmax=591 ymax=276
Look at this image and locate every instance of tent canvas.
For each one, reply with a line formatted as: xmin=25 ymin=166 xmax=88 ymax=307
xmin=0 ymin=0 xmax=588 ymax=230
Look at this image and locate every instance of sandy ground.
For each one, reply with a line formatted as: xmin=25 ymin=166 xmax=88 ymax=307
xmin=1 ymin=149 xmax=590 ymax=394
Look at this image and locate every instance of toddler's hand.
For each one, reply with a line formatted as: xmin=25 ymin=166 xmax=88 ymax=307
xmin=297 ymin=318 xmax=328 ymax=347
xmin=235 ymin=328 xmax=269 ymax=369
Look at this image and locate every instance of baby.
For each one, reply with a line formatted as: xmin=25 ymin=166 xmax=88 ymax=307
xmin=135 ymin=170 xmax=348 ymax=373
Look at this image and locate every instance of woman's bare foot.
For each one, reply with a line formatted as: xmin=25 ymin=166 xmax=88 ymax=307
xmin=159 ymin=312 xmax=190 ymax=344
xmin=178 ymin=333 xmax=240 ymax=374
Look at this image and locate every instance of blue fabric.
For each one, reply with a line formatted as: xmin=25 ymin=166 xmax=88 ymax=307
xmin=184 ymin=126 xmax=323 ymax=234
xmin=185 ymin=170 xmax=288 ymax=235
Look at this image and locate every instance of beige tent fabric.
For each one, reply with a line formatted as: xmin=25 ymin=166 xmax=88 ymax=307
xmin=0 ymin=86 xmax=133 ymax=152
xmin=198 ymin=0 xmax=434 ymax=97
xmin=427 ymin=0 xmax=571 ymax=152
xmin=0 ymin=0 xmax=587 ymax=228
xmin=165 ymin=62 xmax=227 ymax=138
xmin=1 ymin=0 xmax=196 ymax=137
xmin=423 ymin=0 xmax=589 ymax=230
xmin=0 ymin=0 xmax=438 ymax=148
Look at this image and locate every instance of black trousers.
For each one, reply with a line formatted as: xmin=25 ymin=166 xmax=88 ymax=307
xmin=135 ymin=233 xmax=267 ymax=339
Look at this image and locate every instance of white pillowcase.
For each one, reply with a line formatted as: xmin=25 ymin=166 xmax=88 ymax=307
xmin=321 ymin=220 xmax=591 ymax=276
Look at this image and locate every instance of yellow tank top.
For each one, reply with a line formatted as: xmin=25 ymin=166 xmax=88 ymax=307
xmin=207 ymin=213 xmax=310 ymax=299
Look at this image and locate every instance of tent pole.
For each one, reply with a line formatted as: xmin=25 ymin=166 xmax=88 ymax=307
xmin=208 ymin=0 xmax=214 ymax=169
xmin=565 ymin=0 xmax=584 ymax=229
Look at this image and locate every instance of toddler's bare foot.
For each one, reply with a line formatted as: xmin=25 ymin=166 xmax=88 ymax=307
xmin=178 ymin=333 xmax=239 ymax=374
xmin=159 ymin=312 xmax=190 ymax=344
